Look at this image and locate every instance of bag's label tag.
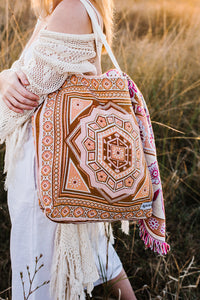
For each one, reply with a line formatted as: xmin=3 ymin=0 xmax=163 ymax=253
xmin=140 ymin=202 xmax=152 ymax=210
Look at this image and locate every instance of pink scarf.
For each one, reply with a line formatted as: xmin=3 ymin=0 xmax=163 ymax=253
xmin=125 ymin=73 xmax=170 ymax=255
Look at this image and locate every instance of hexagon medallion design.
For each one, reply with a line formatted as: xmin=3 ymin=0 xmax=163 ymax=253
xmin=74 ymin=103 xmax=146 ymax=202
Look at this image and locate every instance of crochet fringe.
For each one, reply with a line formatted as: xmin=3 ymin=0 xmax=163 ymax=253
xmin=121 ymin=220 xmax=130 ymax=235
xmin=138 ymin=220 xmax=170 ymax=256
xmin=103 ymin=222 xmax=115 ymax=245
xmin=50 ymin=223 xmax=99 ymax=300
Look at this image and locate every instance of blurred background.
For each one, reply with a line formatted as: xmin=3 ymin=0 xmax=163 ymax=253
xmin=0 ymin=0 xmax=200 ymax=299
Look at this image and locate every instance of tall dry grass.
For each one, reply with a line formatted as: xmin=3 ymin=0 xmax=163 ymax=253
xmin=0 ymin=0 xmax=200 ymax=299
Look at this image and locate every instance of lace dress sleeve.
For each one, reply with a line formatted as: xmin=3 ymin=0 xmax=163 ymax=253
xmin=0 ymin=30 xmax=97 ymax=143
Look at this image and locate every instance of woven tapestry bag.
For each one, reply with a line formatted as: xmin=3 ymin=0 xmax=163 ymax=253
xmin=32 ymin=0 xmax=154 ymax=223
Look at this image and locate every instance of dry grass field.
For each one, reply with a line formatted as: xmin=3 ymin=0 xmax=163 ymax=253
xmin=0 ymin=0 xmax=200 ymax=299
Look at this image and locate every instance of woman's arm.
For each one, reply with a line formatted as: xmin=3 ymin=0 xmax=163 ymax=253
xmin=0 ymin=18 xmax=48 ymax=113
xmin=45 ymin=0 xmax=93 ymax=34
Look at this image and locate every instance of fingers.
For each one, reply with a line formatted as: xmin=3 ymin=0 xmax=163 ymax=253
xmin=13 ymin=71 xmax=40 ymax=101
xmin=15 ymin=70 xmax=30 ymax=86
xmin=1 ymin=70 xmax=40 ymax=112
xmin=3 ymin=97 xmax=24 ymax=114
xmin=3 ymin=94 xmax=37 ymax=113
xmin=14 ymin=80 xmax=40 ymax=101
xmin=10 ymin=87 xmax=39 ymax=108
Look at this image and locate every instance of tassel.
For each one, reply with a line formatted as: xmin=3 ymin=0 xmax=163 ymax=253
xmin=50 ymin=223 xmax=99 ymax=300
xmin=121 ymin=220 xmax=130 ymax=235
xmin=103 ymin=222 xmax=115 ymax=245
xmin=87 ymin=222 xmax=101 ymax=251
xmin=138 ymin=220 xmax=170 ymax=256
xmin=109 ymin=223 xmax=115 ymax=245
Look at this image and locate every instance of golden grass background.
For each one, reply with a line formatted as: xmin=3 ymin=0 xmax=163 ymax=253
xmin=0 ymin=0 xmax=200 ymax=299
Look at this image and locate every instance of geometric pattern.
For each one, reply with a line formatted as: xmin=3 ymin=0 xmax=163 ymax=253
xmin=65 ymin=158 xmax=91 ymax=193
xmin=70 ymin=98 xmax=93 ymax=124
xmin=73 ymin=102 xmax=149 ymax=202
xmin=33 ymin=70 xmax=154 ymax=223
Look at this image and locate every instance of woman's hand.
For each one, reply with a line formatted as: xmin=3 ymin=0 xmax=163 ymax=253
xmin=0 ymin=69 xmax=40 ymax=114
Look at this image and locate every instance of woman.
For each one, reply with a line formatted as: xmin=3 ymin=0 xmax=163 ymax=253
xmin=0 ymin=0 xmax=137 ymax=299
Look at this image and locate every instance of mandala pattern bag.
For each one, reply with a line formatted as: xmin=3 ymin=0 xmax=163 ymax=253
xmin=32 ymin=70 xmax=154 ymax=223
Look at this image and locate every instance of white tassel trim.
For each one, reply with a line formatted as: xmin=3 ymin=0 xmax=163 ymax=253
xmin=121 ymin=220 xmax=130 ymax=235
xmin=50 ymin=223 xmax=99 ymax=300
xmin=103 ymin=222 xmax=115 ymax=245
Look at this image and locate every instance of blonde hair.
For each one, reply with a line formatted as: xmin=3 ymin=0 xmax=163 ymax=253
xmin=31 ymin=0 xmax=114 ymax=48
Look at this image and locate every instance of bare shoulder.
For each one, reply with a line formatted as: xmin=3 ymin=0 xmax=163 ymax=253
xmin=45 ymin=0 xmax=93 ymax=34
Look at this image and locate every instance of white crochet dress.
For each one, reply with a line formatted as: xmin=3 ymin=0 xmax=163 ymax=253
xmin=5 ymin=2 xmax=123 ymax=300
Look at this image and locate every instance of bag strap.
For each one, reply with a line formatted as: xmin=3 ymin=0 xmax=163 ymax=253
xmin=84 ymin=0 xmax=102 ymax=28
xmin=80 ymin=0 xmax=122 ymax=73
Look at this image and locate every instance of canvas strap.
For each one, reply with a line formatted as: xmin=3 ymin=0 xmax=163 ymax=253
xmin=80 ymin=0 xmax=122 ymax=73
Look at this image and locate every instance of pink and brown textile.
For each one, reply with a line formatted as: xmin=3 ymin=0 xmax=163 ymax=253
xmin=33 ymin=69 xmax=154 ymax=223
xmin=126 ymin=73 xmax=170 ymax=255
xmin=32 ymin=69 xmax=170 ymax=255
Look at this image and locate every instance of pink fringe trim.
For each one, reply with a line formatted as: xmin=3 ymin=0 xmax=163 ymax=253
xmin=138 ymin=220 xmax=170 ymax=255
